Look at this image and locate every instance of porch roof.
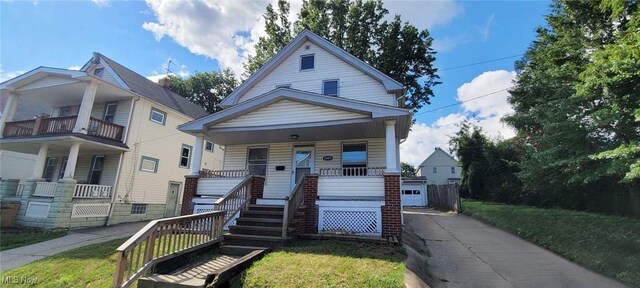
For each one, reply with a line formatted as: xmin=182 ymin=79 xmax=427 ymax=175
xmin=178 ymin=88 xmax=412 ymax=145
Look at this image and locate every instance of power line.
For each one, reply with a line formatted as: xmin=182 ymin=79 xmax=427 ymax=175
xmin=415 ymin=86 xmax=514 ymax=116
xmin=440 ymin=54 xmax=523 ymax=71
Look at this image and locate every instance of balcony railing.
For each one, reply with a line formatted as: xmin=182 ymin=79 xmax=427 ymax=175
xmin=319 ymin=166 xmax=386 ymax=177
xmin=199 ymin=169 xmax=248 ymax=178
xmin=74 ymin=184 xmax=112 ymax=198
xmin=33 ymin=182 xmax=57 ymax=197
xmin=3 ymin=116 xmax=124 ymax=142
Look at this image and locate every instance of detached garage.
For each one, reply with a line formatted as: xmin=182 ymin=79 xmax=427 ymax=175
xmin=401 ymin=177 xmax=428 ymax=207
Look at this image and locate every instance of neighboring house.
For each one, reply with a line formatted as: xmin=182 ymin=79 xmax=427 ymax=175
xmin=417 ymin=147 xmax=461 ymax=185
xmin=178 ymin=30 xmax=410 ymax=239
xmin=0 ymin=53 xmax=224 ymax=229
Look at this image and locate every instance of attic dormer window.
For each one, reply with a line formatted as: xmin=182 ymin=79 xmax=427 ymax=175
xmin=94 ymin=68 xmax=104 ymax=77
xmin=300 ymin=54 xmax=314 ymax=71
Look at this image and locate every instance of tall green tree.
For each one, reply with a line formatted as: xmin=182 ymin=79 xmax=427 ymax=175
xmin=243 ymin=0 xmax=440 ymax=112
xmin=401 ymin=162 xmax=416 ymax=177
xmin=168 ymin=70 xmax=238 ymax=114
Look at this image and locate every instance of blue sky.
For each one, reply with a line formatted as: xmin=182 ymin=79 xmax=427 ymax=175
xmin=0 ymin=0 xmax=550 ymax=165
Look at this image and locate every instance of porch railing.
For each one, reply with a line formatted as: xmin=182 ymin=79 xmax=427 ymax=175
xmin=33 ymin=182 xmax=57 ymax=197
xmin=213 ymin=176 xmax=254 ymax=226
xmin=2 ymin=116 xmax=124 ymax=142
xmin=199 ymin=169 xmax=248 ymax=178
xmin=113 ymin=211 xmax=226 ymax=288
xmin=74 ymin=184 xmax=112 ymax=198
xmin=319 ymin=167 xmax=386 ymax=177
xmin=16 ymin=184 xmax=25 ymax=197
xmin=282 ymin=176 xmax=306 ymax=237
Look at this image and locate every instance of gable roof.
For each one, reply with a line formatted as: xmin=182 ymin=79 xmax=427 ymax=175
xmin=220 ymin=30 xmax=404 ymax=107
xmin=418 ymin=147 xmax=459 ymax=168
xmin=88 ymin=53 xmax=209 ymax=119
xmin=179 ymin=87 xmax=411 ymax=134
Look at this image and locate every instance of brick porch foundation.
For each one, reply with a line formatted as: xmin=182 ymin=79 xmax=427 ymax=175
xmin=382 ymin=173 xmax=402 ymax=239
xmin=181 ymin=175 xmax=199 ymax=215
xmin=250 ymin=176 xmax=265 ymax=204
xmin=302 ymin=174 xmax=319 ymax=234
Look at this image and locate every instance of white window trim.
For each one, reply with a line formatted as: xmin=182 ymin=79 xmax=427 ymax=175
xmin=205 ymin=141 xmax=214 ymax=152
xmin=140 ymin=156 xmax=159 ymax=173
xmin=246 ymin=146 xmax=269 ymax=178
xmin=322 ymin=79 xmax=339 ymax=96
xmin=179 ymin=144 xmax=192 ymax=169
xmin=150 ymin=108 xmax=167 ymax=125
xmin=300 ymin=54 xmax=315 ymax=71
xmin=341 ymin=141 xmax=368 ymax=168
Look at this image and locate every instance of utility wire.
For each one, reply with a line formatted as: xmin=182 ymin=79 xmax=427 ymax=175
xmin=440 ymin=54 xmax=523 ymax=71
xmin=415 ymin=86 xmax=514 ymax=116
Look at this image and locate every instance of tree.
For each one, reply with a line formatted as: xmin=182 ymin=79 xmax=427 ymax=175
xmin=401 ymin=162 xmax=416 ymax=177
xmin=449 ymin=122 xmax=490 ymax=200
xmin=168 ymin=70 xmax=238 ymax=114
xmin=243 ymin=0 xmax=440 ymax=113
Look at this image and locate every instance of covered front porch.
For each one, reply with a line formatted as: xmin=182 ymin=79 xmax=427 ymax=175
xmin=178 ymin=89 xmax=410 ymax=238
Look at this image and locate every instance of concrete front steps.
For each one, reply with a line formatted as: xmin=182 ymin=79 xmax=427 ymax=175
xmin=223 ymin=204 xmax=304 ymax=248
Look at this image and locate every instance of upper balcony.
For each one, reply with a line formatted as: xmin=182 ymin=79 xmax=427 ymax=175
xmin=3 ymin=115 xmax=124 ymax=142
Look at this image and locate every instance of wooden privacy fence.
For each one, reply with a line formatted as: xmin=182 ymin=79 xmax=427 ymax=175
xmin=427 ymin=184 xmax=461 ymax=213
xmin=113 ymin=211 xmax=226 ymax=288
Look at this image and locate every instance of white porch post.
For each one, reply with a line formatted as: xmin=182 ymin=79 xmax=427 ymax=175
xmin=385 ymin=120 xmax=399 ymax=173
xmin=73 ymin=81 xmax=98 ymax=134
xmin=190 ymin=135 xmax=205 ymax=175
xmin=0 ymin=92 xmax=20 ymax=136
xmin=64 ymin=142 xmax=82 ymax=179
xmin=32 ymin=144 xmax=49 ymax=179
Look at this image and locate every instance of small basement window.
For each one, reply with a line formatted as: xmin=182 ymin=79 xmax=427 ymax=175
xmin=323 ymin=80 xmax=338 ymax=96
xmin=150 ymin=108 xmax=167 ymax=125
xmin=300 ymin=54 xmax=314 ymax=70
xmin=131 ymin=204 xmax=147 ymax=215
xmin=205 ymin=141 xmax=214 ymax=152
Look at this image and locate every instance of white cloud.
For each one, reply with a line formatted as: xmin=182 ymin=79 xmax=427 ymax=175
xmin=0 ymin=66 xmax=25 ymax=83
xmin=401 ymin=70 xmax=517 ymax=167
xmin=91 ymin=0 xmax=110 ymax=7
xmin=479 ymin=14 xmax=494 ymax=41
xmin=146 ymin=58 xmax=190 ymax=83
xmin=384 ymin=0 xmax=464 ymax=29
xmin=432 ymin=33 xmax=471 ymax=52
xmin=67 ymin=66 xmax=81 ymax=71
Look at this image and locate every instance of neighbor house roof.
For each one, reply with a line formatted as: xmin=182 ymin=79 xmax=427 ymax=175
xmin=220 ymin=30 xmax=405 ymax=107
xmin=418 ymin=147 xmax=459 ymax=168
xmin=91 ymin=53 xmax=209 ymax=119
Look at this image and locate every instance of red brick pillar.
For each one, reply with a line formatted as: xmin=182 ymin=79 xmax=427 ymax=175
xmin=382 ymin=173 xmax=402 ymax=239
xmin=302 ymin=174 xmax=319 ymax=234
xmin=181 ymin=175 xmax=199 ymax=215
xmin=250 ymin=176 xmax=265 ymax=204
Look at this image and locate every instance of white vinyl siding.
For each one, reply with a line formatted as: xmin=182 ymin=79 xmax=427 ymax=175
xmin=318 ymin=177 xmax=385 ymax=198
xmin=216 ymin=99 xmax=367 ymax=128
xmin=72 ymin=154 xmax=119 ymax=186
xmin=222 ymin=138 xmax=387 ymax=199
xmin=238 ymin=41 xmax=396 ymax=106
xmin=196 ymin=178 xmax=244 ymax=196
xmin=89 ymin=99 xmax=132 ymax=127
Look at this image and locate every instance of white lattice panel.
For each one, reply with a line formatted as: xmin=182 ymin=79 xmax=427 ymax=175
xmin=25 ymin=202 xmax=50 ymax=219
xmin=318 ymin=207 xmax=382 ymax=236
xmin=193 ymin=204 xmax=238 ymax=231
xmin=71 ymin=203 xmax=110 ymax=218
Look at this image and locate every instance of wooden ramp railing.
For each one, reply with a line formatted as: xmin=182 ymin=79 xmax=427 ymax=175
xmin=112 ymin=211 xmax=225 ymax=288
xmin=214 ymin=175 xmax=254 ymax=227
xmin=282 ymin=176 xmax=305 ymax=237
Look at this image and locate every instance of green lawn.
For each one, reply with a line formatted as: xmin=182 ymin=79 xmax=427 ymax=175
xmin=243 ymin=240 xmax=406 ymax=288
xmin=0 ymin=231 xmax=67 ymax=251
xmin=4 ymin=237 xmax=126 ymax=287
xmin=462 ymin=199 xmax=640 ymax=287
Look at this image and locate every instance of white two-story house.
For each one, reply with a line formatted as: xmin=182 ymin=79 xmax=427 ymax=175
xmin=417 ymin=147 xmax=461 ymax=184
xmin=179 ymin=30 xmax=410 ymax=239
xmin=0 ymin=53 xmax=223 ymax=229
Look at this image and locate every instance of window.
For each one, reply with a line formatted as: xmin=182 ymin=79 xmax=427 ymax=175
xmin=58 ymin=157 xmax=68 ymax=180
xmin=247 ymin=147 xmax=268 ymax=177
xmin=140 ymin=156 xmax=159 ymax=173
xmin=342 ymin=143 xmax=367 ymax=176
xmin=205 ymin=141 xmax=214 ymax=152
xmin=88 ymin=156 xmax=105 ymax=184
xmin=300 ymin=54 xmax=314 ymax=70
xmin=149 ymin=108 xmax=167 ymax=125
xmin=433 ymin=167 xmax=437 ymax=174
xmin=276 ymin=84 xmax=291 ymax=89
xmin=42 ymin=158 xmax=58 ymax=182
xmin=322 ymin=80 xmax=339 ymax=96
xmin=179 ymin=144 xmax=192 ymax=168
xmin=103 ymin=102 xmax=117 ymax=123
xmin=94 ymin=68 xmax=104 ymax=77
xmin=451 ymin=167 xmax=455 ymax=174
xmin=59 ymin=106 xmax=72 ymax=117
xmin=131 ymin=204 xmax=147 ymax=215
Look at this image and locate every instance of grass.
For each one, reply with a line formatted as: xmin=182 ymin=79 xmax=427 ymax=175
xmin=243 ymin=240 xmax=406 ymax=288
xmin=0 ymin=231 xmax=67 ymax=251
xmin=3 ymin=237 xmax=127 ymax=287
xmin=462 ymin=199 xmax=640 ymax=287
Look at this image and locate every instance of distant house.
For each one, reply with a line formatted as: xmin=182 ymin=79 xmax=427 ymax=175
xmin=417 ymin=147 xmax=461 ymax=185
xmin=0 ymin=53 xmax=224 ymax=229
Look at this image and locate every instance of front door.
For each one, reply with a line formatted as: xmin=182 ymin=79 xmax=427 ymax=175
xmin=165 ymin=182 xmax=181 ymax=217
xmin=291 ymin=146 xmax=314 ymax=189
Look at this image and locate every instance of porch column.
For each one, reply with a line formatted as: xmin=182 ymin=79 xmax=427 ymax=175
xmin=0 ymin=92 xmax=19 ymax=136
xmin=32 ymin=144 xmax=49 ymax=179
xmin=385 ymin=120 xmax=399 ymax=173
xmin=63 ymin=142 xmax=82 ymax=179
xmin=190 ymin=135 xmax=205 ymax=175
xmin=73 ymin=81 xmax=98 ymax=134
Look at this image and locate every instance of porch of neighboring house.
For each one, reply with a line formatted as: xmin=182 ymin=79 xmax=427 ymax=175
xmin=177 ymin=90 xmax=410 ymax=241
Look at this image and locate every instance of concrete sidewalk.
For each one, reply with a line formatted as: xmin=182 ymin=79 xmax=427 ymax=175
xmin=403 ymin=208 xmax=628 ymax=288
xmin=0 ymin=221 xmax=147 ymax=271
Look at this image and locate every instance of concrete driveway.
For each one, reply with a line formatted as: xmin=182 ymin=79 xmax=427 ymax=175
xmin=403 ymin=208 xmax=628 ymax=288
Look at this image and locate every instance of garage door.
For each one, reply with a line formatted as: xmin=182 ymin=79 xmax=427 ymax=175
xmin=401 ymin=184 xmax=426 ymax=206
